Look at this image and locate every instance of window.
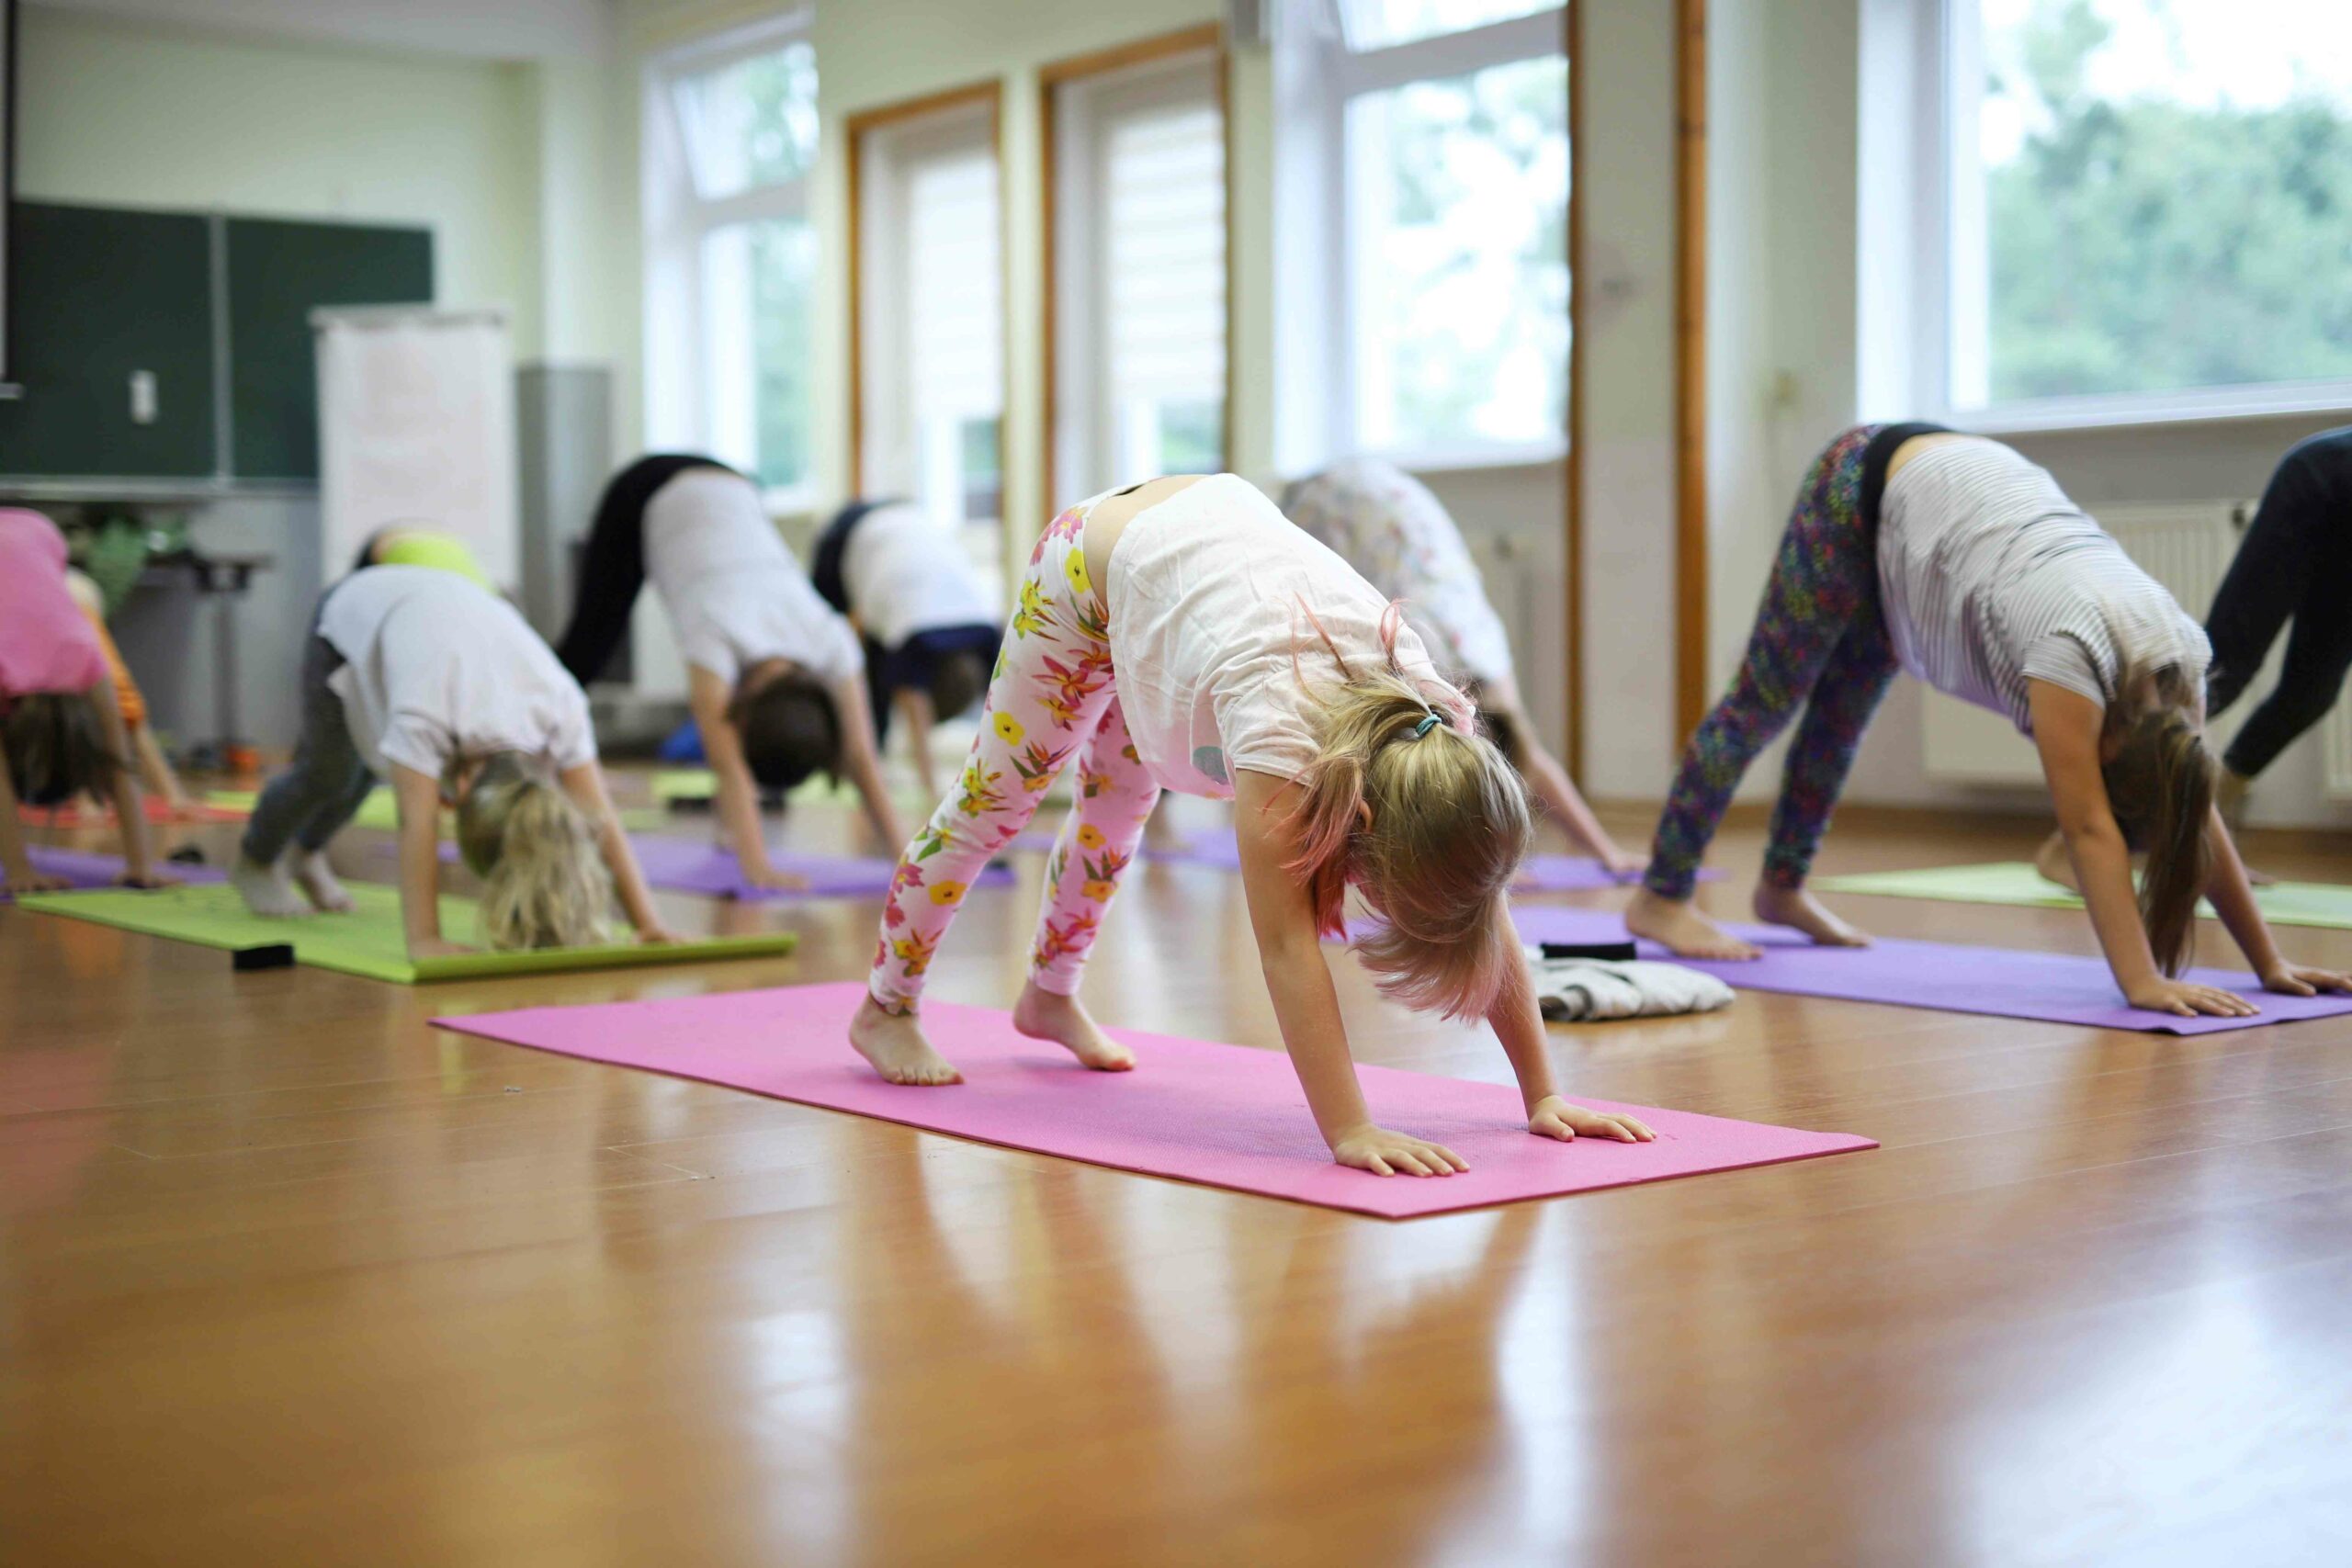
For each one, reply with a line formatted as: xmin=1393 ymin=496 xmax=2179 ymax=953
xmin=851 ymin=91 xmax=1007 ymax=597
xmin=1942 ymin=0 xmax=2352 ymax=419
xmin=1048 ymin=42 xmax=1228 ymax=499
xmin=1281 ymin=3 xmax=1567 ymax=463
xmin=643 ymin=18 xmax=818 ymax=500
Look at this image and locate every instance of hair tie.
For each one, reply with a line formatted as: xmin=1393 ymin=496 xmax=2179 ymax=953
xmin=1413 ymin=712 xmax=1442 ymax=739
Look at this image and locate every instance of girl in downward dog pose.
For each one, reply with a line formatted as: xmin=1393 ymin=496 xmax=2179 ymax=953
xmin=558 ymin=456 xmax=906 ymax=892
xmin=849 ymin=474 xmax=1654 ymax=1177
xmin=0 ymin=509 xmax=175 ymax=892
xmin=235 ymin=565 xmax=672 ymax=959
xmin=1283 ymin=457 xmax=1641 ymax=876
xmin=1629 ymin=424 xmax=2351 ymax=1018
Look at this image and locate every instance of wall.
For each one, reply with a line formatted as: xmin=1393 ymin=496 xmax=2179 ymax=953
xmin=12 ymin=4 xmax=569 ymax=748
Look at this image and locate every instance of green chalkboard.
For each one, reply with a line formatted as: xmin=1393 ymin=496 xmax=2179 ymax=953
xmin=226 ymin=216 xmax=434 ymax=479
xmin=0 ymin=202 xmax=218 ymax=478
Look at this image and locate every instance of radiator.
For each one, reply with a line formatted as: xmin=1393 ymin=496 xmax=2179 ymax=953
xmin=1921 ymin=502 xmax=2248 ymax=786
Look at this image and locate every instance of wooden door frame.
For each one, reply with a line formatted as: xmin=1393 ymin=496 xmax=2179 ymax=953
xmin=1672 ymin=0 xmax=1708 ymax=745
xmin=1036 ymin=21 xmax=1230 ymax=509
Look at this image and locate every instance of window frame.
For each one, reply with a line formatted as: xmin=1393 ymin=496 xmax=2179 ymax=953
xmin=1915 ymin=0 xmax=2352 ymax=434
xmin=1311 ymin=6 xmax=1570 ymax=469
xmin=640 ymin=12 xmax=819 ymax=509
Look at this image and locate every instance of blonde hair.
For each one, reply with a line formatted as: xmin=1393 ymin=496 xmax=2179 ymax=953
xmin=451 ymin=752 xmax=612 ymax=951
xmin=1281 ymin=604 xmax=1532 ymax=1021
xmin=2099 ymin=660 xmax=2212 ymax=976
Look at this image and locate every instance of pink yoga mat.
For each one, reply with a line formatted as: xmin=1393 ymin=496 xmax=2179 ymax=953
xmin=2 ymin=846 xmax=225 ymax=900
xmin=1506 ymin=906 xmax=2352 ymax=1036
xmin=628 ymin=835 xmax=1014 ymax=900
xmin=433 ymin=982 xmax=1875 ymax=1219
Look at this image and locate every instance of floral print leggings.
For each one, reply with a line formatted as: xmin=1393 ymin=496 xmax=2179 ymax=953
xmin=1643 ymin=424 xmax=1901 ymax=900
xmin=867 ymin=502 xmax=1162 ymax=1014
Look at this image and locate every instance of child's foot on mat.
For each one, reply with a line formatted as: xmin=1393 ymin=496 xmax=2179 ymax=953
xmin=1752 ymin=884 xmax=1871 ymax=947
xmin=232 ymin=853 xmax=310 ymax=919
xmin=1625 ymin=887 xmax=1760 ymax=960
xmin=293 ymin=851 xmax=355 ymax=913
xmin=849 ymin=995 xmax=964 ymax=1085
xmin=1012 ymin=981 xmax=1136 ymax=1072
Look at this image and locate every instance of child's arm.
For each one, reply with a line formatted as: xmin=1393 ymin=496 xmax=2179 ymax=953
xmin=1232 ymin=769 xmax=1467 ymax=1177
xmin=1487 ymin=682 xmax=1641 ymax=875
xmin=1486 ymin=941 xmax=1656 ymax=1144
xmin=831 ymin=671 xmax=909 ymax=851
xmin=897 ymin=687 xmax=939 ymax=798
xmin=390 ymin=763 xmax=466 ymax=958
xmin=2201 ymin=805 xmax=2351 ymax=997
xmin=0 ymin=734 xmax=70 ymax=893
xmin=559 ymin=761 xmax=678 ymax=944
xmin=2030 ymin=681 xmax=2253 ymax=1018
xmin=686 ymin=667 xmax=807 ymax=893
xmin=88 ymin=681 xmax=172 ymax=887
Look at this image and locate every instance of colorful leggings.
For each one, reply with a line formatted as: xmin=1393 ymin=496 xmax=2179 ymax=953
xmin=1643 ymin=424 xmax=1901 ymax=899
xmin=866 ymin=503 xmax=1162 ymax=1014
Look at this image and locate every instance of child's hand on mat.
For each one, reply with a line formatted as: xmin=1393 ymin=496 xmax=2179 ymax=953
xmin=117 ymin=871 xmax=182 ymax=891
xmin=743 ymin=864 xmax=811 ymax=894
xmin=9 ymin=870 xmax=73 ymax=894
xmin=407 ymin=936 xmax=474 ymax=960
xmin=1530 ymin=1096 xmax=1656 ymax=1144
xmin=636 ymin=924 xmax=684 ymax=946
xmin=2125 ymin=976 xmax=2259 ymax=1018
xmin=2260 ymin=963 xmax=2352 ymax=998
xmin=1331 ymin=1124 xmax=1469 ymax=1178
xmin=1600 ymin=848 xmax=1649 ymax=881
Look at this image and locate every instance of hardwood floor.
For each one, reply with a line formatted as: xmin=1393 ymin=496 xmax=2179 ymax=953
xmin=5 ymin=788 xmax=2350 ymax=1565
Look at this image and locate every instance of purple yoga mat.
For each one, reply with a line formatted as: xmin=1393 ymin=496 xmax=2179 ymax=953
xmin=435 ymin=982 xmax=1875 ymax=1219
xmin=1150 ymin=829 xmax=1717 ymax=891
xmin=628 ymin=834 xmax=1014 ymax=901
xmin=1505 ymin=906 xmax=2352 ymax=1036
xmin=1 ymin=846 xmax=225 ymax=900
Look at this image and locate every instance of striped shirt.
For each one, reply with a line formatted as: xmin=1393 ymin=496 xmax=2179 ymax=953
xmin=1877 ymin=438 xmax=2209 ymax=734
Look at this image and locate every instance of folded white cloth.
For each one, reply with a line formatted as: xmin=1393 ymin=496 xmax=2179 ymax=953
xmin=1527 ymin=951 xmax=1736 ymax=1021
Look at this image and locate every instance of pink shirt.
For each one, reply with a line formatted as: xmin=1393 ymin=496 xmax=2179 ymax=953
xmin=0 ymin=509 xmax=108 ymax=703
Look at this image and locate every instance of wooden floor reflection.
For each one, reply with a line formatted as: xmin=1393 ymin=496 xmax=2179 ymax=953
xmin=5 ymin=789 xmax=2350 ymax=1564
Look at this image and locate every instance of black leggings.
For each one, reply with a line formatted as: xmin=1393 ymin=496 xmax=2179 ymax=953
xmin=2205 ymin=426 xmax=2352 ymax=779
xmin=553 ymin=454 xmax=738 ymax=684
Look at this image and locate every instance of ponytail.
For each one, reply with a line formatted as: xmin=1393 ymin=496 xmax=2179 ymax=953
xmin=2100 ymin=686 xmax=2213 ymax=976
xmin=454 ymin=752 xmax=613 ymax=951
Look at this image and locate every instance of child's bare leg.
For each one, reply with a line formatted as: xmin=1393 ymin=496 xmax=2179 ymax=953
xmin=1625 ymin=886 xmax=1759 ymax=960
xmin=1012 ymin=981 xmax=1134 ymax=1071
xmin=1751 ymin=883 xmax=1870 ymax=946
xmin=849 ymin=994 xmax=964 ymax=1085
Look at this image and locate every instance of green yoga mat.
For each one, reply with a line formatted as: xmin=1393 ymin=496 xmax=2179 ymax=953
xmin=1814 ymin=861 xmax=2352 ymax=931
xmin=15 ymin=881 xmax=798 ymax=983
xmin=207 ymin=788 xmax=666 ymax=833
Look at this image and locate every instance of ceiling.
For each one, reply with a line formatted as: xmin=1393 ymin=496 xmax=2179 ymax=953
xmin=30 ymin=0 xmax=616 ymax=62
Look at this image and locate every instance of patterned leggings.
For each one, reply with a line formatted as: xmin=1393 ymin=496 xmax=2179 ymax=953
xmin=867 ymin=502 xmax=1162 ymax=1014
xmin=1643 ymin=424 xmax=1901 ymax=899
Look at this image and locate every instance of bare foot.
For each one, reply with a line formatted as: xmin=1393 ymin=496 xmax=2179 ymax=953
xmin=848 ymin=995 xmax=964 ymax=1086
xmin=1624 ymin=887 xmax=1760 ymax=960
xmin=1012 ymin=980 xmax=1136 ymax=1071
xmin=293 ymin=850 xmax=355 ymax=912
xmin=232 ymin=852 xmax=310 ymax=919
xmin=1752 ymin=884 xmax=1871 ymax=947
xmin=2033 ymin=829 xmax=2080 ymax=892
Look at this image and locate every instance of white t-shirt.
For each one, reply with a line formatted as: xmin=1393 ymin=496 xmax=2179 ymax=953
xmin=1103 ymin=474 xmax=1463 ymax=800
xmin=1877 ymin=438 xmax=2210 ymax=733
xmin=1283 ymin=457 xmax=1518 ymax=687
xmin=842 ymin=502 xmax=994 ymax=649
xmin=642 ymin=466 xmax=863 ymax=686
xmin=319 ymin=566 xmax=596 ymax=780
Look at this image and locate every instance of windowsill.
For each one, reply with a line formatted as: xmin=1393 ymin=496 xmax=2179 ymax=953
xmin=1945 ymin=382 xmax=2352 ymax=439
xmin=1377 ymin=438 xmax=1567 ymax=476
